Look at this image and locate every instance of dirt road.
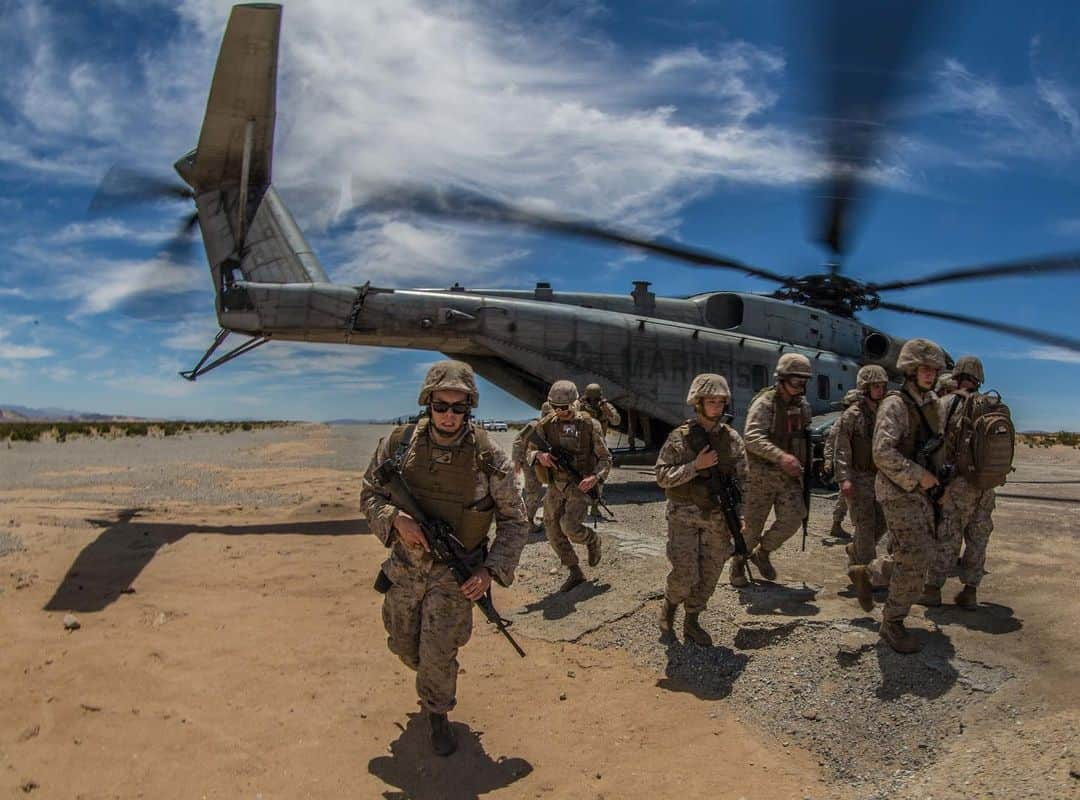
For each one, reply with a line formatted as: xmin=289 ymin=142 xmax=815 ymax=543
xmin=0 ymin=425 xmax=1076 ymax=798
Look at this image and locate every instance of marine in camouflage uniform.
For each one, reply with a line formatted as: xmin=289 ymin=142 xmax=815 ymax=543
xmin=511 ymin=418 xmax=546 ymax=531
xmin=655 ymin=374 xmax=749 ymax=646
xmin=360 ymin=361 xmax=527 ymax=756
xmin=834 ymin=367 xmax=888 ymax=566
xmin=576 ymin=383 xmax=620 ymax=518
xmin=922 ymin=355 xmax=996 ymax=609
xmin=527 ymin=381 xmax=612 ymax=593
xmin=823 ymin=389 xmax=860 ymax=539
xmin=740 ymin=352 xmax=814 ymax=583
xmin=848 ymin=338 xmax=947 ymax=654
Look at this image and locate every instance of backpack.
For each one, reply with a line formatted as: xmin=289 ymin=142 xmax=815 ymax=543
xmin=949 ymin=391 xmax=1015 ymax=489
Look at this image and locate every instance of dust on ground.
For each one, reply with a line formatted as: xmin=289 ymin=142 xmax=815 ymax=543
xmin=0 ymin=425 xmax=1077 ymax=799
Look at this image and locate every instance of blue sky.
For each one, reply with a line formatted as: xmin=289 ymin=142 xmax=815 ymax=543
xmin=1 ymin=0 xmax=1078 ymax=428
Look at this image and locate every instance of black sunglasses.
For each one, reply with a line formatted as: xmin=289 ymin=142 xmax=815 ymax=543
xmin=551 ymin=404 xmax=571 ymax=411
xmin=431 ymin=401 xmax=470 ymax=415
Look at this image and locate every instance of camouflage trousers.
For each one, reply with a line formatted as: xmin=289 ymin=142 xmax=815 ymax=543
xmin=832 ymin=492 xmax=848 ymax=526
xmin=543 ymin=481 xmax=596 ymax=568
xmin=664 ymin=501 xmax=735 ymax=614
xmin=845 ymin=472 xmax=887 ymax=565
xmin=743 ymin=462 xmax=806 ymax=553
xmin=520 ymin=465 xmax=545 ymax=525
xmin=926 ymin=477 xmax=996 ymax=588
xmin=866 ymin=492 xmax=936 ymax=623
xmin=381 ymin=555 xmax=472 ymax=715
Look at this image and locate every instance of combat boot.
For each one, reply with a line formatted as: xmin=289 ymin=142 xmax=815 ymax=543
xmin=683 ymin=612 xmax=713 ymax=647
xmin=879 ymin=619 xmax=922 ymax=654
xmin=658 ymin=599 xmax=677 ymax=634
xmin=749 ymin=546 xmax=777 ymax=582
xmin=559 ymin=565 xmax=586 ymax=593
xmin=429 ymin=712 xmax=457 ymax=757
xmin=830 ymin=521 xmax=852 ymax=540
xmin=729 ymin=556 xmax=749 ymax=588
xmin=916 ymin=584 xmax=942 ymax=607
xmin=847 ymin=565 xmax=874 ymax=612
xmin=954 ymin=584 xmax=978 ymax=609
xmin=586 ymin=534 xmax=602 ymax=567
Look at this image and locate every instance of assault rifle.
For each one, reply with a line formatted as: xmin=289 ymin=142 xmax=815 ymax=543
xmin=372 ymin=458 xmax=526 ymax=658
xmin=801 ymin=428 xmax=812 ymax=551
xmin=684 ymin=425 xmax=750 ymax=559
xmin=526 ymin=428 xmax=614 ymax=519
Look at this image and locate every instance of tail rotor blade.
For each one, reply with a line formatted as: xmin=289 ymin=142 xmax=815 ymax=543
xmin=875 ymin=300 xmax=1080 ymax=352
xmin=90 ymin=166 xmax=194 ymax=213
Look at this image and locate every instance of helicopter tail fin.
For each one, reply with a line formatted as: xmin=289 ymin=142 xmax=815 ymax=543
xmin=178 ymin=0 xmax=328 ymax=330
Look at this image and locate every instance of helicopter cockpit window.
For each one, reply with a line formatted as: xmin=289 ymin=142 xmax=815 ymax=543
xmin=751 ymin=364 xmax=768 ymax=390
xmin=704 ymin=294 xmax=744 ymax=330
xmin=817 ymin=375 xmax=830 ymax=401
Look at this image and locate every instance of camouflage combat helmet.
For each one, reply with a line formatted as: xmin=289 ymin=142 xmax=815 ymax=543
xmin=547 ymin=380 xmax=579 ymax=406
xmin=856 ymin=364 xmax=889 ymax=391
xmin=775 ymin=352 xmax=813 ymax=379
xmin=895 ymin=338 xmax=946 ymax=375
xmin=584 ymin=383 xmax=603 ymax=400
xmin=417 ymin=359 xmax=479 ymax=407
xmin=952 ymin=355 xmax=984 ymax=385
xmin=686 ymin=373 xmax=730 ymax=404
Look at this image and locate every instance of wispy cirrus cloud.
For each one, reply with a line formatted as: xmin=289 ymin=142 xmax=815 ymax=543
xmin=1026 ymin=346 xmax=1080 ymax=365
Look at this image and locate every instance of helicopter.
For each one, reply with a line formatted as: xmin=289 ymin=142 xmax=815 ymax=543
xmin=92 ymin=2 xmax=1080 ymax=460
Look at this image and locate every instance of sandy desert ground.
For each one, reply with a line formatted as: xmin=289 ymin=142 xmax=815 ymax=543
xmin=1 ymin=424 xmax=1077 ymax=799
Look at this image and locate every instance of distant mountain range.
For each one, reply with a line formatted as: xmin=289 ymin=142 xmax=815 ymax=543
xmin=0 ymin=404 xmax=141 ymax=422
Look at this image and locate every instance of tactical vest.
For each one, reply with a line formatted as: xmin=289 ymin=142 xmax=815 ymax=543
xmin=891 ymin=387 xmax=942 ymax=465
xmin=750 ymin=387 xmax=808 ymax=464
xmin=386 ymin=419 xmax=498 ymax=552
xmin=579 ymin=400 xmax=608 ymax=434
xmin=534 ymin=412 xmax=596 ymax=484
xmin=849 ymin=399 xmax=877 ymax=473
xmin=665 ymin=421 xmax=737 ymax=510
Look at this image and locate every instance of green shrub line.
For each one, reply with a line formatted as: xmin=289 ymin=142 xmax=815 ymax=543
xmin=1 ymin=420 xmax=291 ymax=443
xmin=1018 ymin=432 xmax=1080 ymax=449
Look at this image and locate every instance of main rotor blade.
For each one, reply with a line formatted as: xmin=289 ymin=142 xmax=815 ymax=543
xmin=813 ymin=1 xmax=938 ymax=258
xmin=90 ymin=166 xmax=194 ymax=212
xmin=361 ymin=185 xmax=791 ymax=284
xmin=875 ymin=300 xmax=1080 ymax=352
xmin=869 ymin=253 xmax=1080 ymax=293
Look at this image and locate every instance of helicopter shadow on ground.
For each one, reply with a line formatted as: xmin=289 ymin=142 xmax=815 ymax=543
xmin=875 ymin=627 xmax=959 ymax=701
xmin=45 ymin=507 xmax=369 ymax=614
xmin=518 ymin=580 xmax=612 ymax=621
xmin=735 ymin=581 xmax=820 ymax=617
xmin=925 ymin=602 xmax=1023 ymax=635
xmin=656 ymin=630 xmax=750 ymax=701
xmin=368 ymin=713 xmax=532 ymax=800
xmin=600 ymin=480 xmax=664 ymax=507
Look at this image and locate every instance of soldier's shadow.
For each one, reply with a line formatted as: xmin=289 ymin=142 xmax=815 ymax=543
xmin=736 ymin=581 xmax=820 ymax=617
xmin=519 ymin=580 xmax=612 ymax=620
xmin=875 ymin=628 xmax=958 ymax=701
xmin=924 ymin=602 xmax=1023 ymax=635
xmin=368 ymin=713 xmax=532 ymax=800
xmin=656 ymin=633 xmax=749 ymax=701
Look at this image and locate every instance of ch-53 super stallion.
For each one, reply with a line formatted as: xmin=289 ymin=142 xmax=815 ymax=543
xmin=94 ymin=3 xmax=1080 ymax=462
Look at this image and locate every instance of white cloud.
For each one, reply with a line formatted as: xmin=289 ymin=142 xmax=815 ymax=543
xmin=1026 ymin=346 xmax=1080 ymax=364
xmin=0 ymin=327 xmax=52 ymax=360
xmin=1036 ymin=77 xmax=1080 ymax=138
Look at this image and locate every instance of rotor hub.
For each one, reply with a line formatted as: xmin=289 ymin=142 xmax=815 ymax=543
xmin=771 ymin=274 xmax=880 ymax=317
